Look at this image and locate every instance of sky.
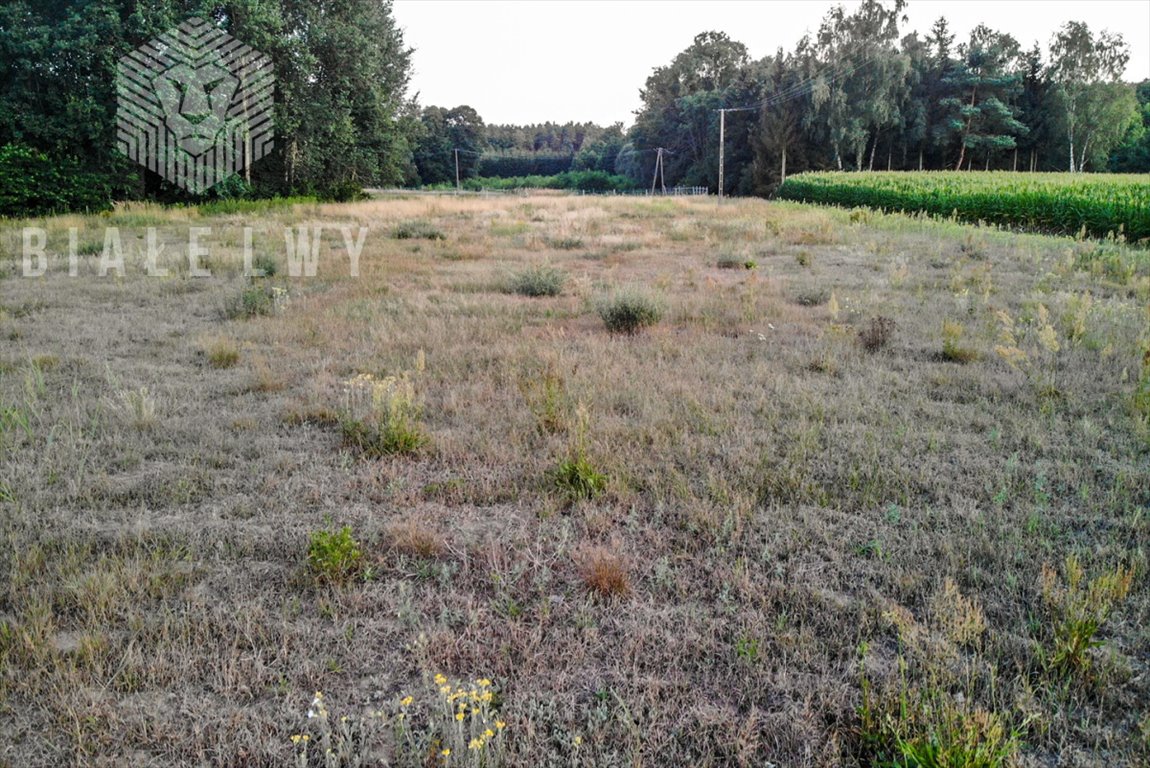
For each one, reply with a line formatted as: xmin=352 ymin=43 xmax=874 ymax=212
xmin=391 ymin=0 xmax=1150 ymax=127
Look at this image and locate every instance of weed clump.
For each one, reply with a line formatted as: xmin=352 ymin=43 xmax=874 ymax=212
xmin=222 ymin=284 xmax=288 ymax=319
xmin=793 ymin=288 xmax=829 ymax=306
xmin=307 ymin=525 xmax=363 ymax=583
xmin=551 ymin=404 xmax=605 ymax=501
xmin=859 ymin=643 xmax=1022 ymax=768
xmin=508 ymin=265 xmax=566 ymax=297
xmin=931 ymin=578 xmax=986 ymax=648
xmin=548 ymin=236 xmax=584 ymax=250
xmin=597 ymin=289 xmax=663 ymax=335
xmin=251 ymin=253 xmax=278 ymax=277
xmin=1039 ymin=554 xmax=1133 ymax=679
xmin=519 ymin=362 xmax=570 ymax=433
xmin=393 ymin=220 xmax=446 ymax=241
xmin=118 ymin=386 xmax=156 ymax=430
xmin=941 ymin=320 xmax=978 ymax=363
xmin=858 ymin=316 xmax=896 ymax=352
xmin=553 ymin=454 xmax=606 ymax=502
xmin=204 ymin=338 xmax=240 ymax=368
xmin=1133 ymin=341 xmax=1150 ymax=424
xmin=717 ymin=254 xmax=756 ymax=270
xmin=340 ymin=354 xmax=428 ymax=457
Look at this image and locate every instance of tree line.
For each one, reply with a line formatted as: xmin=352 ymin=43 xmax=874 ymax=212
xmin=1 ymin=0 xmax=415 ymax=214
xmin=1 ymin=0 xmax=1146 ymax=215
xmin=626 ymin=3 xmax=1148 ymax=195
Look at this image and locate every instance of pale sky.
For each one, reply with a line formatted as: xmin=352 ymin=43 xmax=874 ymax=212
xmin=392 ymin=0 xmax=1150 ymax=126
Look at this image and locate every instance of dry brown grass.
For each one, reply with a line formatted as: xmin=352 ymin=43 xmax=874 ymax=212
xmin=386 ymin=517 xmax=446 ymax=560
xmin=1 ymin=193 xmax=1148 ymax=766
xmin=575 ymin=544 xmax=631 ymax=598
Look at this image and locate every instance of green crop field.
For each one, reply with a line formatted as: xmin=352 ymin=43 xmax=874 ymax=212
xmin=778 ymin=171 xmax=1150 ymax=242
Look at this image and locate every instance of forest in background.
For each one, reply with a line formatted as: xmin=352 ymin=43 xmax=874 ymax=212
xmin=1 ymin=0 xmax=1148 ymax=215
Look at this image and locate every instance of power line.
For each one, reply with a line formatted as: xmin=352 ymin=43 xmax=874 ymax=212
xmin=716 ymin=50 xmax=874 ymax=200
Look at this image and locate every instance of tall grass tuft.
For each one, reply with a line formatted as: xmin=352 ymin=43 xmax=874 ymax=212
xmin=508 ymin=265 xmax=566 ymax=297
xmin=597 ymin=288 xmax=663 ymax=335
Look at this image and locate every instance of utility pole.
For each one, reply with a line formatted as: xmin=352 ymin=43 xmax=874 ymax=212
xmin=454 ymin=149 xmax=461 ymax=193
xmin=650 ymin=147 xmax=667 ymax=195
xmin=718 ymin=109 xmax=726 ymax=203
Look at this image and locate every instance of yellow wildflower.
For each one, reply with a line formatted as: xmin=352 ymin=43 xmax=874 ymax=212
xmin=441 ymin=748 xmax=451 ymax=757
xmin=469 ymin=738 xmax=483 ymax=750
xmin=478 ymin=678 xmax=492 ymax=687
xmin=290 ymin=735 xmax=302 ymax=745
xmin=400 ymin=695 xmax=413 ymax=707
xmin=434 ymin=674 xmax=447 ymax=686
xmin=455 ymin=712 xmax=465 ymax=721
xmin=495 ymin=720 xmax=506 ymax=730
xmin=484 ymin=729 xmax=495 ymax=738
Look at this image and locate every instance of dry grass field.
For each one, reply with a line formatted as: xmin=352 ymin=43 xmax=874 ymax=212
xmin=1 ymin=194 xmax=1148 ymax=766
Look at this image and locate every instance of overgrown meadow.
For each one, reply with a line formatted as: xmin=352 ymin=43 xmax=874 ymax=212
xmin=1 ymin=195 xmax=1148 ymax=766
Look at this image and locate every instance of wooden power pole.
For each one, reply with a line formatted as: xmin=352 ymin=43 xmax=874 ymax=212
xmin=650 ymin=147 xmax=667 ymax=195
xmin=718 ymin=109 xmax=726 ymax=203
xmin=454 ymin=149 xmax=461 ymax=193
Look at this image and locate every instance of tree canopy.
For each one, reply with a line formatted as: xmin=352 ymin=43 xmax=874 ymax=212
xmin=0 ymin=1 xmax=1145 ymax=214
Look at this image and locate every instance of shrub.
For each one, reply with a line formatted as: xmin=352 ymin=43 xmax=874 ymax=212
xmin=793 ymin=288 xmax=829 ymax=306
xmin=858 ymin=316 xmax=896 ymax=352
xmin=318 ymin=182 xmax=367 ymax=203
xmin=222 ymin=284 xmax=288 ymax=319
xmin=393 ymin=220 xmax=446 ymax=240
xmin=0 ymin=143 xmax=112 ymax=217
xmin=307 ymin=525 xmax=363 ymax=583
xmin=576 ymin=545 xmax=630 ymax=598
xmin=548 ymin=236 xmax=584 ymax=250
xmin=716 ymin=254 xmax=751 ymax=269
xmin=252 ymin=254 xmax=278 ymax=278
xmin=597 ymin=289 xmax=663 ymax=335
xmin=508 ymin=265 xmax=566 ymax=297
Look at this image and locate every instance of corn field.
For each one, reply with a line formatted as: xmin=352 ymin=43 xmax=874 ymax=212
xmin=777 ymin=171 xmax=1150 ymax=242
